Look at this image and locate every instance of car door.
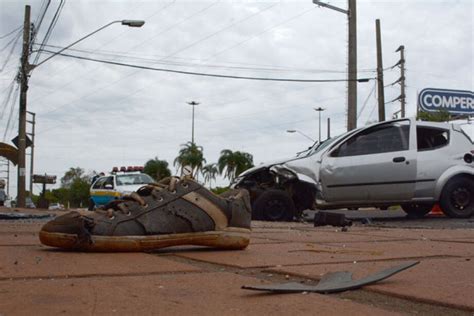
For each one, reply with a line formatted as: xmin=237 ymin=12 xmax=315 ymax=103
xmin=319 ymin=120 xmax=416 ymax=203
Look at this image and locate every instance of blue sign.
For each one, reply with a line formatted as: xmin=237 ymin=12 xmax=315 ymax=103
xmin=419 ymin=88 xmax=473 ymax=115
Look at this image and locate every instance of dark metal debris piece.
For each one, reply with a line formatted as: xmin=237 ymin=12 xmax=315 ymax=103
xmin=314 ymin=211 xmax=352 ymax=227
xmin=242 ymin=261 xmax=419 ymax=294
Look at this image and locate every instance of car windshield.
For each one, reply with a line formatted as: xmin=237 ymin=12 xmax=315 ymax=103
xmin=297 ymin=134 xmax=345 ymax=157
xmin=116 ymin=174 xmax=154 ymax=186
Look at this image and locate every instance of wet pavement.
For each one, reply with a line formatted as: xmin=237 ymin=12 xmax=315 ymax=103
xmin=0 ymin=207 xmax=473 ymax=315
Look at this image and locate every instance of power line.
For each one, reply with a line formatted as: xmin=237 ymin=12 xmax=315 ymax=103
xmin=41 ymin=50 xmax=375 ymax=83
xmin=30 ymin=0 xmax=51 ymax=45
xmin=1 ymin=31 xmax=22 ymax=72
xmin=2 ymin=83 xmax=20 ymax=141
xmin=29 ymin=1 xmax=212 ymax=106
xmin=35 ymin=43 xmax=379 ymax=75
xmin=0 ymin=80 xmax=16 ymax=120
xmin=32 ymin=0 xmax=65 ymax=66
xmin=201 ymin=6 xmax=315 ymax=63
xmin=0 ymin=26 xmax=22 ymax=39
xmin=160 ymin=2 xmax=278 ymax=61
xmin=357 ymin=81 xmax=376 ymax=119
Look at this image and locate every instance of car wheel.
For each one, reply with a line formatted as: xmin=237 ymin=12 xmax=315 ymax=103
xmin=401 ymin=204 xmax=433 ymax=218
xmin=253 ymin=189 xmax=295 ymax=222
xmin=440 ymin=177 xmax=474 ymax=218
xmin=87 ymin=198 xmax=95 ymax=211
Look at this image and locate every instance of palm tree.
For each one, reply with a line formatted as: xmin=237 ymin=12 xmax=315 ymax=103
xmin=202 ymin=163 xmax=218 ymax=189
xmin=217 ymin=149 xmax=254 ymax=182
xmin=174 ymin=142 xmax=206 ymax=179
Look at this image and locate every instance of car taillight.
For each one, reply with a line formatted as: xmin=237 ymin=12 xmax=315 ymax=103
xmin=112 ymin=167 xmax=119 ymax=172
xmin=120 ymin=166 xmax=126 ymax=172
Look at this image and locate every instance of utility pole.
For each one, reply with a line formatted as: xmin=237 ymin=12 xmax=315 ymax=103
xmin=347 ymin=0 xmax=357 ymax=131
xmin=396 ymin=45 xmax=406 ymax=118
xmin=327 ymin=117 xmax=331 ymax=139
xmin=312 ymin=0 xmax=358 ymax=131
xmin=187 ymin=101 xmax=199 ymax=144
xmin=27 ymin=111 xmax=35 ymax=195
xmin=314 ymin=107 xmax=325 ymax=142
xmin=375 ymin=19 xmax=385 ymax=122
xmin=17 ymin=5 xmax=31 ymax=207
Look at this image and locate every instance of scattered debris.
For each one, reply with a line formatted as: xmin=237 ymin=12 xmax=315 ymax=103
xmin=361 ymin=218 xmax=373 ymax=225
xmin=242 ymin=261 xmax=419 ymax=294
xmin=314 ymin=211 xmax=352 ymax=228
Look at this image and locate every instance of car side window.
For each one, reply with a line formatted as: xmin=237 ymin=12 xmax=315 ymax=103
xmin=92 ymin=177 xmax=106 ymax=189
xmin=104 ymin=176 xmax=114 ymax=189
xmin=417 ymin=126 xmax=449 ymax=151
xmin=332 ymin=121 xmax=410 ymax=157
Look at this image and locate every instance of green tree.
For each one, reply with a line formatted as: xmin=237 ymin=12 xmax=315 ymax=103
xmin=61 ymin=167 xmax=85 ymax=188
xmin=174 ymin=142 xmax=206 ymax=178
xmin=417 ymin=109 xmax=451 ymax=122
xmin=144 ymin=157 xmax=171 ymax=181
xmin=60 ymin=167 xmax=91 ymax=207
xmin=202 ymin=163 xmax=218 ymax=188
xmin=217 ymin=149 xmax=254 ymax=182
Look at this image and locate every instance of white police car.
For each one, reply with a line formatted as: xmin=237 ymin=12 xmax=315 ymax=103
xmin=88 ymin=166 xmax=154 ymax=210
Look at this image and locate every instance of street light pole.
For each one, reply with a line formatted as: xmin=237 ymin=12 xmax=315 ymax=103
xmin=286 ymin=130 xmax=315 ymax=142
xmin=16 ymin=6 xmax=144 ymax=207
xmin=187 ymin=101 xmax=199 ymax=144
xmin=314 ymin=107 xmax=325 ymax=142
xmin=313 ymin=0 xmax=357 ymax=131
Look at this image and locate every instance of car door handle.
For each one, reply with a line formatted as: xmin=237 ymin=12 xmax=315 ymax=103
xmin=393 ymin=156 xmax=406 ymax=163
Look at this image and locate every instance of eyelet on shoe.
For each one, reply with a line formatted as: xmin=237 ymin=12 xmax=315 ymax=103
xmin=158 ymin=197 xmax=164 ymax=202
xmin=142 ymin=204 xmax=148 ymax=209
xmin=109 ymin=216 xmax=115 ymax=220
xmin=126 ymin=212 xmax=132 ymax=216
xmin=170 ymin=190 xmax=176 ymax=194
xmin=182 ymin=183 xmax=189 ymax=188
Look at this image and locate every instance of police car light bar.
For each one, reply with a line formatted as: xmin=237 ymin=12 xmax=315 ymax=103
xmin=112 ymin=166 xmax=145 ymax=173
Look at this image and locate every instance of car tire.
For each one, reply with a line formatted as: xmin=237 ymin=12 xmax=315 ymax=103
xmin=253 ymin=189 xmax=295 ymax=222
xmin=439 ymin=177 xmax=474 ymax=218
xmin=87 ymin=198 xmax=95 ymax=211
xmin=401 ymin=204 xmax=433 ymax=218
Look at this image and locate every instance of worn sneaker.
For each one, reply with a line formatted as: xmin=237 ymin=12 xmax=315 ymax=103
xmin=39 ymin=177 xmax=251 ymax=251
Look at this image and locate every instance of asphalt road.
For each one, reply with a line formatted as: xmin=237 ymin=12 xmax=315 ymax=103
xmin=304 ymin=208 xmax=474 ymax=229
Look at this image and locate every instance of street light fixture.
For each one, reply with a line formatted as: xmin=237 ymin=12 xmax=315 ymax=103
xmin=286 ymin=130 xmax=316 ymax=142
xmin=16 ymin=6 xmax=145 ymax=207
xmin=187 ymin=101 xmax=200 ymax=144
xmin=34 ymin=19 xmax=145 ymax=68
xmin=314 ymin=107 xmax=325 ymax=142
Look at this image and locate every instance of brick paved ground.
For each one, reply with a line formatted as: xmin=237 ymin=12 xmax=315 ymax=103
xmin=0 ymin=208 xmax=473 ymax=315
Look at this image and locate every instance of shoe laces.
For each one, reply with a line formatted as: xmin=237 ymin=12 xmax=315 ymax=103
xmin=97 ymin=176 xmax=191 ymax=219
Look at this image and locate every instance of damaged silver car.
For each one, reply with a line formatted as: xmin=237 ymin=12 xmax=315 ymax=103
xmin=233 ymin=118 xmax=473 ymax=221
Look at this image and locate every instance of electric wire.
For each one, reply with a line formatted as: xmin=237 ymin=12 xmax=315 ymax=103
xmin=2 ymin=84 xmax=20 ymax=141
xmin=30 ymin=0 xmax=51 ymax=46
xmin=1 ymin=31 xmax=22 ymax=72
xmin=0 ymin=26 xmax=22 ymax=40
xmin=35 ymin=43 xmax=378 ymax=74
xmin=32 ymin=0 xmax=65 ymax=66
xmin=159 ymin=2 xmax=278 ymax=61
xmin=40 ymin=50 xmax=375 ymax=83
xmin=0 ymin=79 xmax=16 ymax=120
xmin=357 ymin=81 xmax=376 ymax=119
xmin=0 ymin=30 xmax=22 ymax=53
xmin=200 ymin=6 xmax=316 ymax=63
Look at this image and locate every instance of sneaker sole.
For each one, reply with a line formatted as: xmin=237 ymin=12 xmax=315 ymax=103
xmin=39 ymin=227 xmax=250 ymax=252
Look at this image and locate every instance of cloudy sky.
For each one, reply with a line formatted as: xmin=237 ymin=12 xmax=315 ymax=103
xmin=0 ymin=0 xmax=473 ymax=195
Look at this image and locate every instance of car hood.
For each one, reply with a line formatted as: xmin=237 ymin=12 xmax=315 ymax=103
xmin=116 ymin=184 xmax=147 ymax=194
xmin=236 ymin=152 xmax=321 ymax=183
